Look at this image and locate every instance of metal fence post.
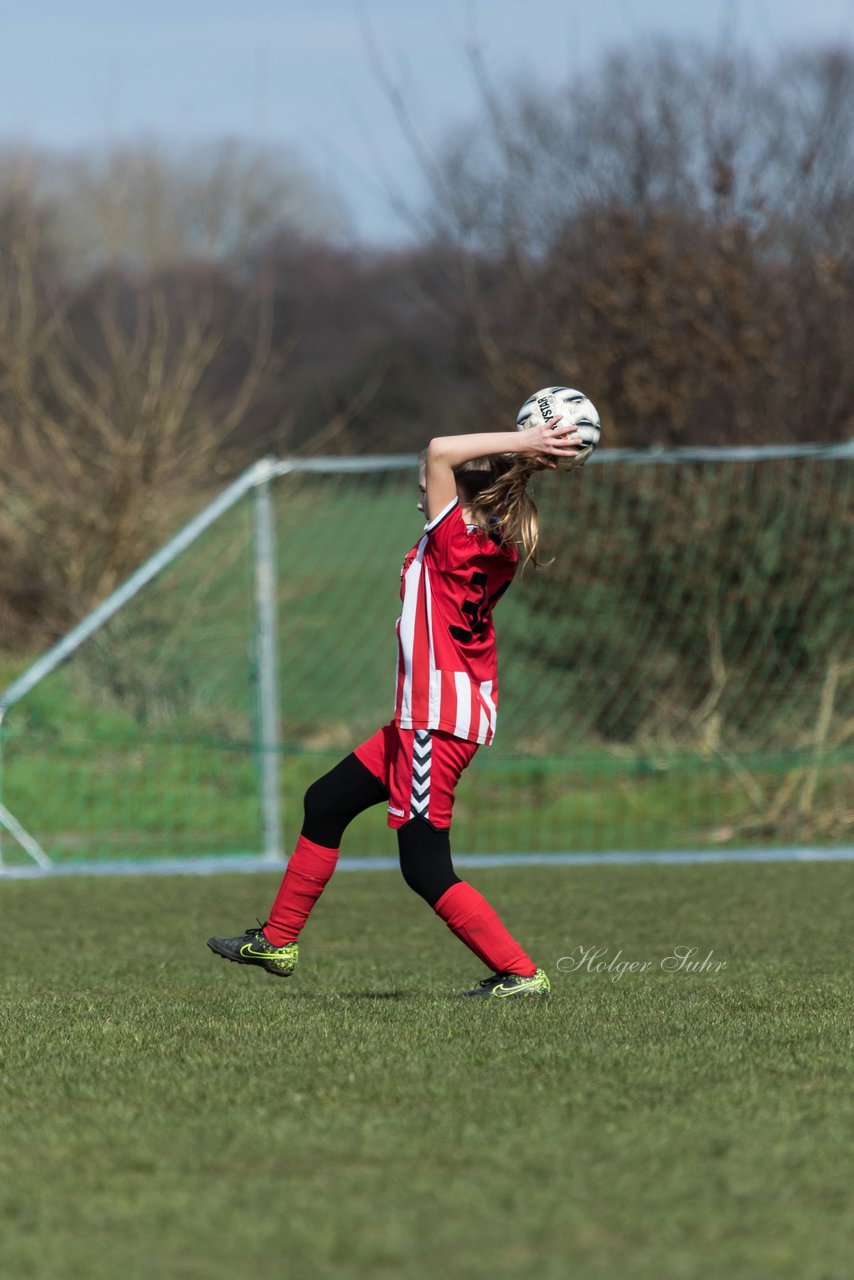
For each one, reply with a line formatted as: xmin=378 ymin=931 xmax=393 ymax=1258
xmin=253 ymin=478 xmax=284 ymax=863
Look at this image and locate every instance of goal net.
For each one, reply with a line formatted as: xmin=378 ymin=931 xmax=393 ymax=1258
xmin=1 ymin=445 xmax=851 ymax=872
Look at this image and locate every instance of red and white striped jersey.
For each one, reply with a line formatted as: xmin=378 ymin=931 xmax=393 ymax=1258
xmin=394 ymin=498 xmax=518 ymax=745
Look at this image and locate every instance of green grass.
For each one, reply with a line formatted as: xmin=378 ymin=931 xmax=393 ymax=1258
xmin=2 ymin=862 xmax=853 ymax=1279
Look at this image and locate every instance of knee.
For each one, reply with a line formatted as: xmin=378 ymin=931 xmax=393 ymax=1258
xmin=301 ymin=754 xmax=388 ymax=849
xmin=302 ymin=772 xmax=347 ymax=846
xmin=398 ymin=817 xmax=460 ymax=906
xmin=303 ymin=775 xmax=330 ymax=827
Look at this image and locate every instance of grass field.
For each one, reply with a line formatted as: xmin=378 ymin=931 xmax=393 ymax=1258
xmin=2 ymin=861 xmax=852 ymax=1279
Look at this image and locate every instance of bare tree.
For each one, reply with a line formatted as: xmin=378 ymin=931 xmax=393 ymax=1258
xmin=412 ymin=43 xmax=854 ymax=448
xmin=0 ymin=139 xmax=350 ymax=273
xmin=0 ymin=179 xmax=279 ymax=647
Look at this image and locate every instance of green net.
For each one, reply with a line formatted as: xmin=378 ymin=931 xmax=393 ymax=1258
xmin=1 ymin=448 xmax=851 ymax=869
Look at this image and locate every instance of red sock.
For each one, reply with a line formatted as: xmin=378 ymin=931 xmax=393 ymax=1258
xmin=433 ymin=882 xmax=537 ymax=977
xmin=263 ymin=835 xmax=340 ymax=945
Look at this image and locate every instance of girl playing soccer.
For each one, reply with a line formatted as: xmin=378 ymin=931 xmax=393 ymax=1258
xmin=208 ymin=416 xmax=588 ymax=997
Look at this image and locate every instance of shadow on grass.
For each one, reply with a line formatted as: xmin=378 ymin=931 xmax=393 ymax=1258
xmin=345 ymin=991 xmax=408 ymax=1000
xmin=273 ymin=989 xmax=412 ymax=1001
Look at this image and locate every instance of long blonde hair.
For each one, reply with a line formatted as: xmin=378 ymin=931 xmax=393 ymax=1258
xmin=454 ymin=455 xmax=547 ymax=568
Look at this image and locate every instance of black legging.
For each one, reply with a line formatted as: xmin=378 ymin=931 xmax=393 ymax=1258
xmin=301 ymin=753 xmax=461 ymax=907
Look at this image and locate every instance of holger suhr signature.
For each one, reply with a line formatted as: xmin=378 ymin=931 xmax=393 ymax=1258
xmin=556 ymin=945 xmax=728 ymax=982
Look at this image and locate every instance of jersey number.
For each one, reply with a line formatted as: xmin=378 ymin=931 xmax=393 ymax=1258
xmin=449 ymin=573 xmax=509 ymax=643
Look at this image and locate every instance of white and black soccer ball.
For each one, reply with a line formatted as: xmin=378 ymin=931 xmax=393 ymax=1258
xmin=516 ymin=386 xmax=601 ymax=468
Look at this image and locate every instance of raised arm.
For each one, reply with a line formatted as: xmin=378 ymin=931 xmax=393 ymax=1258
xmin=424 ymin=421 xmax=585 ymax=520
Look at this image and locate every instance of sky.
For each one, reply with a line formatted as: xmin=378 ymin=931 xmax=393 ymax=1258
xmin=2 ymin=0 xmax=853 ymax=243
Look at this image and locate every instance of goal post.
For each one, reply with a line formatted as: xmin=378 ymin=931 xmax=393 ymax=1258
xmin=1 ymin=443 xmax=852 ymax=874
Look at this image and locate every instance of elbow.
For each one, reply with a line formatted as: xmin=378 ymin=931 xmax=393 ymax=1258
xmin=427 ymin=437 xmax=452 ymax=463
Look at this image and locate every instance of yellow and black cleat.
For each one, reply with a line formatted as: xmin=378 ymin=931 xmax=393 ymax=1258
xmin=207 ymin=925 xmax=298 ymax=978
xmin=461 ymin=968 xmax=551 ymax=998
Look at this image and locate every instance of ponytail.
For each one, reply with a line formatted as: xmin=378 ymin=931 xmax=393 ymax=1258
xmin=455 ymin=456 xmax=549 ymax=568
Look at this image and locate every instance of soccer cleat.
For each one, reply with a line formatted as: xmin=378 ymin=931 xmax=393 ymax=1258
xmin=461 ymin=967 xmax=551 ymax=998
xmin=207 ymin=924 xmax=298 ymax=978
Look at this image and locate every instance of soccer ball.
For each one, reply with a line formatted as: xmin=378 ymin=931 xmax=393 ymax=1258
xmin=516 ymin=386 xmax=601 ymax=467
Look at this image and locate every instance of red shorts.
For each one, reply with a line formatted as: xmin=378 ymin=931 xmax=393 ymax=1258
xmin=354 ymin=722 xmax=479 ymax=830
